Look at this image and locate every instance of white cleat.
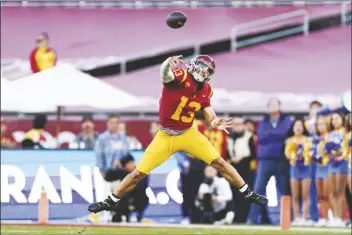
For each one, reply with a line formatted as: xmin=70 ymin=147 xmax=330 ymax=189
xmin=223 ymin=211 xmax=235 ymax=225
xmin=180 ymin=217 xmax=190 ymax=225
xmin=336 ymin=218 xmax=346 ymax=228
xmin=214 ymin=220 xmax=224 ymax=225
xmin=302 ymin=219 xmax=314 ymax=227
xmin=292 ymin=217 xmax=304 ymax=226
xmin=315 ymin=218 xmax=328 ymax=227
xmin=328 ymin=217 xmax=345 ymax=227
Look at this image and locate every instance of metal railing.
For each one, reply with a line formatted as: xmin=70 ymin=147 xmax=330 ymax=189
xmin=341 ymin=1 xmax=352 ymax=25
xmin=230 ymin=9 xmax=309 ymax=51
xmin=0 ymin=1 xmax=349 ymax=8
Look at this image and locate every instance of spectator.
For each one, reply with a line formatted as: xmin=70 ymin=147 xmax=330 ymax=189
xmin=174 ymin=152 xmax=193 ymax=225
xmin=248 ymin=98 xmax=293 ymax=224
xmin=74 ymin=115 xmax=99 ymax=149
xmin=285 ymin=119 xmax=312 ymax=226
xmin=198 ymin=120 xmax=228 ymax=159
xmin=306 ymin=100 xmax=323 ymax=134
xmin=227 ymin=115 xmax=256 ymax=223
xmin=118 ymin=122 xmax=142 ymax=150
xmin=345 ymin=113 xmax=352 ymax=229
xmin=327 ymin=112 xmax=348 ymax=227
xmin=306 ymin=100 xmax=323 ymax=223
xmin=21 ymin=114 xmax=48 ymax=149
xmin=195 ymin=166 xmax=234 ymax=225
xmin=244 ymin=119 xmax=257 ymax=136
xmin=345 ymin=114 xmax=352 ymax=193
xmin=310 ymin=116 xmax=332 ymax=227
xmin=175 ymin=151 xmax=208 ymax=225
xmin=1 ymin=119 xmax=16 ymax=148
xmin=176 ymin=154 xmax=207 ymax=225
xmin=113 ymin=153 xmax=149 ymax=223
xmin=29 ymin=32 xmax=57 ymax=73
xmin=244 ymin=118 xmax=258 ymax=187
xmin=95 ymin=114 xmax=130 ymax=222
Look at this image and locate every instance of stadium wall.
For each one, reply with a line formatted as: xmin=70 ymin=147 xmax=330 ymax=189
xmin=86 ymin=13 xmax=349 ymax=77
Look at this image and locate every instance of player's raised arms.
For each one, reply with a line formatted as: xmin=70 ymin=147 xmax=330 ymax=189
xmin=160 ymin=55 xmax=183 ymax=83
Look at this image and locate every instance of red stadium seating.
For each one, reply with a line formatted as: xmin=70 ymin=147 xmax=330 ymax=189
xmin=97 ymin=26 xmax=351 ymax=113
xmin=1 ymin=5 xmax=344 ymax=59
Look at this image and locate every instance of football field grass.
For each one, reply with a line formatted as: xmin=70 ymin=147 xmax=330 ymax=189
xmin=1 ymin=224 xmax=351 ymax=235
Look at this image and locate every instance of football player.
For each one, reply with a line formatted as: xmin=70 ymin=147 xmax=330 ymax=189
xmin=88 ymin=55 xmax=268 ymax=214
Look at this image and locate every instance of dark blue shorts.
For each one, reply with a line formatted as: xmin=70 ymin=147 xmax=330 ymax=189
xmin=290 ymin=164 xmax=312 ymax=180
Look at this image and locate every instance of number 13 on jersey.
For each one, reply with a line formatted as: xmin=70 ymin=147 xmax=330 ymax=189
xmin=171 ymin=96 xmax=201 ymax=123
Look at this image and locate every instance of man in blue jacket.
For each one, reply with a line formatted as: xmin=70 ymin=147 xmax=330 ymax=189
xmin=95 ymin=114 xmax=130 ymax=222
xmin=247 ymin=98 xmax=293 ymax=224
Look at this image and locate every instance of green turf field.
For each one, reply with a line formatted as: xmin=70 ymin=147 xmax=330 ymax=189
xmin=1 ymin=225 xmax=351 ymax=235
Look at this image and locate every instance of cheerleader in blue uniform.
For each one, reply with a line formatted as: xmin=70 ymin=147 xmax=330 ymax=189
xmin=326 ymin=113 xmax=348 ymax=227
xmin=344 ymin=114 xmax=352 ymax=229
xmin=344 ymin=114 xmax=352 ymax=193
xmin=305 ymin=116 xmax=331 ymax=227
xmin=285 ymin=119 xmax=312 ymax=226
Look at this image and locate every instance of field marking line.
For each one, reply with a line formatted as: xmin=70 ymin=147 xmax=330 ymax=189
xmin=1 ymin=222 xmax=351 ymax=233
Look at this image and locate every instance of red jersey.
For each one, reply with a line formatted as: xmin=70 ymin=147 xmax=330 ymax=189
xmin=198 ymin=124 xmax=228 ymax=159
xmin=29 ymin=47 xmax=57 ymax=73
xmin=159 ymin=67 xmax=213 ymax=131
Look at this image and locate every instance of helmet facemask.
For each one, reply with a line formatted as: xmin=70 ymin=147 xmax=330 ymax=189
xmin=188 ymin=58 xmax=214 ymax=83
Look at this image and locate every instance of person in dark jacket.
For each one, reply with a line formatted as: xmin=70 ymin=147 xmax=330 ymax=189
xmin=247 ymin=98 xmax=293 ymax=224
xmin=175 ymin=151 xmax=207 ymax=224
xmin=175 ymin=151 xmax=192 ymax=224
xmin=111 ymin=153 xmax=149 ymax=223
xmin=227 ymin=115 xmax=256 ymax=223
xmin=21 ymin=114 xmax=48 ymax=149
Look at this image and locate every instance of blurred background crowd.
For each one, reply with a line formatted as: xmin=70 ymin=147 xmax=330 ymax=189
xmin=1 ymin=0 xmax=351 ymax=229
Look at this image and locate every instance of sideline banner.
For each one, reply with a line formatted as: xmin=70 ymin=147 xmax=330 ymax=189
xmin=0 ymin=150 xmax=182 ymax=221
xmin=0 ymin=150 xmax=280 ymax=222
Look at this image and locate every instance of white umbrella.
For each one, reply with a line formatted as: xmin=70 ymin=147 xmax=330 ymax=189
xmin=11 ymin=63 xmax=142 ymax=110
xmin=342 ymin=90 xmax=351 ymax=112
xmin=1 ymin=77 xmax=56 ymax=112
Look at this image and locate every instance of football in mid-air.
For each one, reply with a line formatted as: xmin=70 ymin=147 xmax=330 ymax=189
xmin=166 ymin=11 xmax=187 ymax=29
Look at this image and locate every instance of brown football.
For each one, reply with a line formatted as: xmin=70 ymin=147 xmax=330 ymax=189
xmin=166 ymin=11 xmax=187 ymax=29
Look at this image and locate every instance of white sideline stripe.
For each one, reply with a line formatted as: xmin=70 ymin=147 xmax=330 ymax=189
xmin=0 ymin=230 xmax=45 ymax=234
xmin=114 ymin=223 xmax=352 ymax=233
xmin=1 ymin=222 xmax=351 ymax=233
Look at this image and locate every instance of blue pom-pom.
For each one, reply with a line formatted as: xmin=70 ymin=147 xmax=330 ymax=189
xmin=325 ymin=141 xmax=341 ymax=153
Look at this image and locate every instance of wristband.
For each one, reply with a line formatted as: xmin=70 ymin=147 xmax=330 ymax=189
xmin=211 ymin=118 xmax=219 ymax=128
